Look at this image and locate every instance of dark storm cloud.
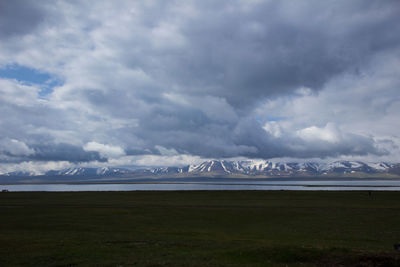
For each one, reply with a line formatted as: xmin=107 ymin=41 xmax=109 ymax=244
xmin=0 ymin=143 xmax=106 ymax=163
xmin=0 ymin=0 xmax=48 ymax=38
xmin=0 ymin=0 xmax=399 ymax=169
xmin=30 ymin=143 xmax=106 ymax=163
xmin=118 ymin=0 xmax=400 ymax=108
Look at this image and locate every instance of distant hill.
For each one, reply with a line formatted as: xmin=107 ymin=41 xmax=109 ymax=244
xmin=151 ymin=160 xmax=396 ymax=177
xmin=1 ymin=160 xmax=399 ymax=183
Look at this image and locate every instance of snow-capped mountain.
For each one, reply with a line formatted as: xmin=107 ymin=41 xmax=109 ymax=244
xmin=2 ymin=171 xmax=37 ymax=177
xmin=1 ymin=160 xmax=398 ymax=178
xmin=150 ymin=160 xmax=396 ymax=176
xmin=44 ymin=167 xmax=132 ymax=177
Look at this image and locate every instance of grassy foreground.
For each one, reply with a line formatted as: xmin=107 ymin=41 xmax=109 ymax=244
xmin=0 ymin=191 xmax=400 ymax=266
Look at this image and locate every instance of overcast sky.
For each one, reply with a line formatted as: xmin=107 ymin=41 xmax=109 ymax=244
xmin=1 ymin=0 xmax=400 ymax=173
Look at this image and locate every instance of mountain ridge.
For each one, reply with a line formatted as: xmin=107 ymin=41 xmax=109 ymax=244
xmin=2 ymin=160 xmax=400 ymax=179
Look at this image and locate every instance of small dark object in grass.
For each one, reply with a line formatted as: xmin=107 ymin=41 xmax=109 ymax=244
xmin=394 ymin=243 xmax=400 ymax=251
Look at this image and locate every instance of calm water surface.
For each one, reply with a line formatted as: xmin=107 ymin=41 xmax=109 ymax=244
xmin=2 ymin=179 xmax=400 ymax=191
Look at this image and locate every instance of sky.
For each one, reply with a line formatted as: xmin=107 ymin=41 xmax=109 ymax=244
xmin=1 ymin=0 xmax=400 ymax=174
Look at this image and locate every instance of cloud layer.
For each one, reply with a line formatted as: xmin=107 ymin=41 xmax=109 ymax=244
xmin=1 ymin=0 xmax=400 ymax=171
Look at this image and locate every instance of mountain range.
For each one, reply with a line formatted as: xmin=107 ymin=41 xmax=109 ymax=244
xmin=2 ymin=160 xmax=400 ymax=181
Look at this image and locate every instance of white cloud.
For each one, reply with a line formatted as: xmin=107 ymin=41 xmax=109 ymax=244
xmin=0 ymin=161 xmax=73 ymax=175
xmin=0 ymin=79 xmax=41 ymax=106
xmin=155 ymin=145 xmax=179 ymax=156
xmin=134 ymin=154 xmax=204 ymax=167
xmin=0 ymin=138 xmax=34 ymax=156
xmin=83 ymin=142 xmax=125 ymax=159
xmin=263 ymin=121 xmax=282 ymax=138
xmin=297 ymin=123 xmax=340 ymax=143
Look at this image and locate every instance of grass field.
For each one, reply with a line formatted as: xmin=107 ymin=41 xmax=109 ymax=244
xmin=0 ymin=190 xmax=400 ymax=266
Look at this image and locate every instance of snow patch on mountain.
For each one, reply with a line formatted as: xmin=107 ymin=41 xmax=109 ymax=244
xmin=1 ymin=160 xmax=397 ymax=178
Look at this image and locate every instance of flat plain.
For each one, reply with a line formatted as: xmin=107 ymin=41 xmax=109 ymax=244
xmin=0 ymin=190 xmax=400 ymax=266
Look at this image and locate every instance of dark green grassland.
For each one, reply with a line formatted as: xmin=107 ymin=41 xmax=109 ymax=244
xmin=1 ymin=191 xmax=400 ymax=266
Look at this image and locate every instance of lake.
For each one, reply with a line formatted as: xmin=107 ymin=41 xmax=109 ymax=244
xmin=2 ymin=178 xmax=400 ymax=191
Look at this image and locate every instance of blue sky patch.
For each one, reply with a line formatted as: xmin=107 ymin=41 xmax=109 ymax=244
xmin=266 ymin=116 xmax=285 ymax=122
xmin=255 ymin=116 xmax=286 ymax=124
xmin=0 ymin=64 xmax=63 ymax=97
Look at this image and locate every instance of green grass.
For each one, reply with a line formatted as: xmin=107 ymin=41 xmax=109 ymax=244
xmin=0 ymin=190 xmax=400 ymax=266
